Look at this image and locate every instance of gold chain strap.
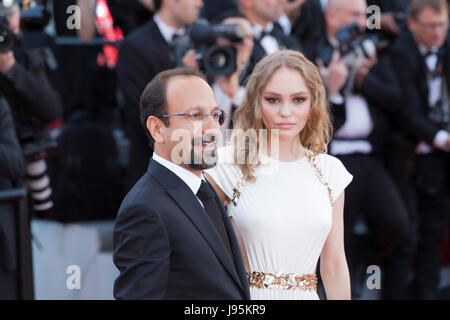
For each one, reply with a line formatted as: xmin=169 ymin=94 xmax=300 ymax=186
xmin=231 ymin=176 xmax=245 ymax=206
xmin=305 ymin=150 xmax=333 ymax=205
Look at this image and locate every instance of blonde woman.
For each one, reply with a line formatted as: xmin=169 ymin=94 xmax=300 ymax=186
xmin=205 ymin=50 xmax=353 ymax=300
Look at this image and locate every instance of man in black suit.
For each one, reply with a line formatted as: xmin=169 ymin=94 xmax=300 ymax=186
xmin=233 ymin=0 xmax=303 ymax=81
xmin=113 ymin=68 xmax=250 ymax=300
xmin=308 ymin=0 xmax=413 ymax=299
xmin=390 ymin=0 xmax=450 ymax=299
xmin=116 ymin=0 xmax=203 ymax=190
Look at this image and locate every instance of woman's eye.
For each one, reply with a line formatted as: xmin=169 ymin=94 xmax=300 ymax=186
xmin=265 ymin=97 xmax=280 ymax=104
xmin=294 ymin=97 xmax=306 ymax=103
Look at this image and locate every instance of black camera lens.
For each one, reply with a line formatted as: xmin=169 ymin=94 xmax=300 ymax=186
xmin=208 ymin=49 xmax=229 ymax=71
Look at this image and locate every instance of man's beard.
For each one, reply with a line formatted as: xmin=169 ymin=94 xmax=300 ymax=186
xmin=188 ymin=134 xmax=218 ymax=170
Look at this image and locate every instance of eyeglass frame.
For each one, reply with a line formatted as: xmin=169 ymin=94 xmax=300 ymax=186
xmin=157 ymin=108 xmax=227 ymax=126
xmin=414 ymin=19 xmax=449 ymax=31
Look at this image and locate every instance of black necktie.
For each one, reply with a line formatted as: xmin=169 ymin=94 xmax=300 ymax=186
xmin=259 ymin=22 xmax=284 ymax=42
xmin=197 ymin=180 xmax=234 ymax=262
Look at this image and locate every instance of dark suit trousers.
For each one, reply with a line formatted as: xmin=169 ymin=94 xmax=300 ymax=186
xmin=410 ymin=153 xmax=450 ymax=299
xmin=337 ymin=154 xmax=414 ymax=299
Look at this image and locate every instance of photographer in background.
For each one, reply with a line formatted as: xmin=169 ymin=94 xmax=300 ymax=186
xmin=116 ymin=0 xmax=203 ymax=190
xmin=390 ymin=0 xmax=450 ymax=299
xmin=206 ymin=16 xmax=254 ymax=136
xmin=234 ymin=0 xmax=303 ymax=81
xmin=308 ymin=0 xmax=414 ymax=299
xmin=0 ymin=99 xmax=25 ymax=299
xmin=0 ymin=1 xmax=64 ymax=218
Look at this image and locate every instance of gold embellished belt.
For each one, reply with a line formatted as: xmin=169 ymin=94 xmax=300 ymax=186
xmin=247 ymin=271 xmax=318 ymax=291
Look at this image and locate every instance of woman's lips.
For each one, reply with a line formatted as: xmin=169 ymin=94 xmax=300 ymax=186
xmin=277 ymin=123 xmax=296 ymax=129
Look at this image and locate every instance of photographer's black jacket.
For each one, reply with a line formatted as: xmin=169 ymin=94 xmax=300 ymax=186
xmin=0 ymin=99 xmax=25 ymax=276
xmin=0 ymin=47 xmax=63 ymax=140
xmin=306 ymin=38 xmax=403 ymax=156
xmin=390 ymin=30 xmax=450 ymax=146
xmin=116 ymin=19 xmax=174 ymax=190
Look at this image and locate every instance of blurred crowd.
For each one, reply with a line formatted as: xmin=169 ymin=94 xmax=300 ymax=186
xmin=0 ymin=0 xmax=449 ymax=300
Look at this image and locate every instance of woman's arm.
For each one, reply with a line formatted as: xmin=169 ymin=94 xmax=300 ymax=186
xmin=320 ymin=191 xmax=351 ymax=300
xmin=205 ymin=172 xmax=250 ymax=272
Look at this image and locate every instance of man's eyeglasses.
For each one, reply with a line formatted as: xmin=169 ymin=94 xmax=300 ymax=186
xmin=159 ymin=109 xmax=226 ymax=126
xmin=415 ymin=20 xmax=449 ymax=31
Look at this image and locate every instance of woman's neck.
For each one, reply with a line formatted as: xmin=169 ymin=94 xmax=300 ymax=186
xmin=265 ymin=136 xmax=306 ymax=162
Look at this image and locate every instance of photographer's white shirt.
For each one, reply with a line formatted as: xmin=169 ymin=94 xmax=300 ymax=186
xmin=252 ymin=23 xmax=279 ymax=55
xmin=415 ymin=44 xmax=450 ymax=153
xmin=153 ymin=14 xmax=185 ymax=43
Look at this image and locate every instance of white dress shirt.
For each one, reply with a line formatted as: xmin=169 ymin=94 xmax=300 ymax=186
xmin=328 ymin=35 xmax=374 ymax=156
xmin=152 ymin=153 xmax=205 ymax=205
xmin=252 ymin=22 xmax=280 ymax=55
xmin=153 ymin=14 xmax=185 ymax=43
xmin=212 ymin=82 xmax=245 ymax=142
xmin=415 ymin=45 xmax=450 ymax=154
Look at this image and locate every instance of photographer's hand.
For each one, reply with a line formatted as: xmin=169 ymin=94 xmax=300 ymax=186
xmin=0 ymin=51 xmax=16 ymax=75
xmin=380 ymin=12 xmax=402 ymax=36
xmin=215 ymin=73 xmax=240 ymax=98
xmin=317 ymin=51 xmax=348 ymax=97
xmin=182 ymin=49 xmax=199 ymax=69
xmin=355 ymin=56 xmax=377 ymax=86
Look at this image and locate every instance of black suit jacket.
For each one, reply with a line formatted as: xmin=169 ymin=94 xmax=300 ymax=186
xmin=390 ymin=30 xmax=450 ymax=146
xmin=116 ymin=19 xmax=175 ymax=190
xmin=242 ymin=23 xmax=303 ymax=84
xmin=306 ymin=38 xmax=402 ymax=156
xmin=113 ymin=159 xmax=250 ymax=300
xmin=292 ymin=0 xmax=326 ymax=50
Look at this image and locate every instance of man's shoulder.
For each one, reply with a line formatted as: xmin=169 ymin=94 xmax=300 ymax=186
xmin=121 ymin=19 xmax=162 ymax=49
xmin=119 ymin=172 xmax=164 ymax=211
xmin=391 ymin=31 xmax=417 ymax=56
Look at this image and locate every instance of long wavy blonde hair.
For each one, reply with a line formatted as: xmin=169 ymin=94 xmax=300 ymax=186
xmin=231 ymin=49 xmax=333 ymax=182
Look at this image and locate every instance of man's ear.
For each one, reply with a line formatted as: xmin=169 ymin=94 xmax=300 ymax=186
xmin=147 ymin=116 xmax=165 ymax=145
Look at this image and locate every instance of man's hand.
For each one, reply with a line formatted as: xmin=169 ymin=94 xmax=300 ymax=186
xmin=354 ymin=55 xmax=377 ymax=86
xmin=215 ymin=73 xmax=241 ymax=98
xmin=182 ymin=49 xmax=199 ymax=69
xmin=0 ymin=51 xmax=16 ymax=75
xmin=317 ymin=51 xmax=348 ymax=97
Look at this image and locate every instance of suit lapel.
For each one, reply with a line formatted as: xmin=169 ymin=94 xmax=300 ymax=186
xmin=147 ymin=160 xmax=246 ymax=296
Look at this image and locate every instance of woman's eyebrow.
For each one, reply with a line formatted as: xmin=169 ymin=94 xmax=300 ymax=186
xmin=263 ymin=91 xmax=309 ymax=96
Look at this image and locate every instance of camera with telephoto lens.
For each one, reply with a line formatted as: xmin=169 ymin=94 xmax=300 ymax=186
xmin=172 ymin=19 xmax=246 ymax=79
xmin=318 ymin=22 xmax=378 ymax=69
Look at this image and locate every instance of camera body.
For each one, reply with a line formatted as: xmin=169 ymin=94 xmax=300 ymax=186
xmin=172 ymin=19 xmax=246 ymax=78
xmin=318 ymin=22 xmax=378 ymax=69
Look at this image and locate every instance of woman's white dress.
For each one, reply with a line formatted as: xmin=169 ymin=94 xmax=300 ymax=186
xmin=206 ymin=145 xmax=353 ymax=300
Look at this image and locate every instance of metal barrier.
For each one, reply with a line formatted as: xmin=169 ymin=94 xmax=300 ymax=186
xmin=0 ymin=187 xmax=34 ymax=300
